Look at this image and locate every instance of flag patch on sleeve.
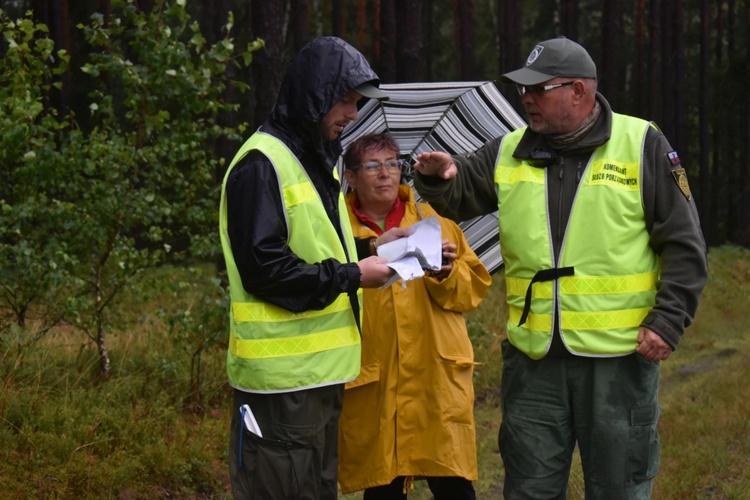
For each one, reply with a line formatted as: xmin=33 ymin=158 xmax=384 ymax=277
xmin=667 ymin=150 xmax=681 ymax=165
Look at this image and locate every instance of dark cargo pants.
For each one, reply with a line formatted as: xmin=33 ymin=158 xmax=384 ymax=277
xmin=229 ymin=384 xmax=344 ymax=500
xmin=499 ymin=340 xmax=660 ymax=500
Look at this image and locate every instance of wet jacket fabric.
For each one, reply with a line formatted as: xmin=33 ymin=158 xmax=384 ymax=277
xmin=414 ymin=94 xmax=707 ymax=356
xmin=224 ymin=36 xmax=381 ymax=325
xmin=337 ymin=185 xmax=492 ymax=493
xmin=220 ymin=132 xmax=362 ymax=393
xmin=223 ymin=37 xmax=385 ymax=500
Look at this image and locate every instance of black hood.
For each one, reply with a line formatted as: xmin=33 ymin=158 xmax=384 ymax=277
xmin=267 ymin=36 xmax=381 ymax=162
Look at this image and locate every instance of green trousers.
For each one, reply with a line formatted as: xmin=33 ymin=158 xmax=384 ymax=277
xmin=499 ymin=340 xmax=660 ymax=500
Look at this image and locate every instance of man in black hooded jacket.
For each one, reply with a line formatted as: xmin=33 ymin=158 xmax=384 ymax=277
xmin=220 ymin=37 xmax=394 ymax=499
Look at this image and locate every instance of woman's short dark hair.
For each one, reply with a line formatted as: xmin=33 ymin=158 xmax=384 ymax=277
xmin=343 ymin=133 xmax=400 ymax=170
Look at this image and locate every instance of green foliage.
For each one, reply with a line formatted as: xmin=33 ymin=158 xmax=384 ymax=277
xmin=67 ymin=0 xmax=253 ymax=349
xmin=0 ymin=1 xmax=262 ymax=377
xmin=0 ymin=9 xmax=75 ymax=338
xmin=155 ymin=265 xmax=229 ymax=409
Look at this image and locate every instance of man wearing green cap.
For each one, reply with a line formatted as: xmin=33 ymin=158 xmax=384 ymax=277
xmin=413 ymin=37 xmax=707 ymax=498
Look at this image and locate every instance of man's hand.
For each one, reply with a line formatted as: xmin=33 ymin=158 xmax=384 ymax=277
xmin=414 ymin=152 xmax=457 ymax=179
xmin=373 ymin=227 xmax=412 ymax=249
xmin=636 ymin=327 xmax=673 ymax=362
xmin=357 ymin=256 xmax=394 ymax=288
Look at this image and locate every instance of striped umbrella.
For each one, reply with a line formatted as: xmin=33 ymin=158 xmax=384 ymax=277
xmin=340 ymin=81 xmax=526 ymax=274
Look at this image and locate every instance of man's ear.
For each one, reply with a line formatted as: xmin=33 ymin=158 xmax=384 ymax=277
xmin=572 ymin=80 xmax=586 ymax=98
xmin=571 ymin=80 xmax=591 ymax=106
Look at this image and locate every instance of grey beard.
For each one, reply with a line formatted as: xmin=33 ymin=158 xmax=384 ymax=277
xmin=545 ymin=101 xmax=602 ymax=150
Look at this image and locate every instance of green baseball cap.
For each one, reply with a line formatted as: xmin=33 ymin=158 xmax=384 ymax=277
xmin=500 ymin=36 xmax=597 ymax=86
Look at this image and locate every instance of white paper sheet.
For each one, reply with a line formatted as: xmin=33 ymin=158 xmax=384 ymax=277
xmin=377 ymin=216 xmax=442 ymax=287
xmin=240 ymin=403 xmax=263 ymax=437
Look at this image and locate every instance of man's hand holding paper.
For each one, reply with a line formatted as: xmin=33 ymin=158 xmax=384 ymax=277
xmin=375 ymin=216 xmax=444 ymax=286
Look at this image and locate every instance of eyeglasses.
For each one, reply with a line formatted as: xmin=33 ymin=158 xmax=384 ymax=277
xmin=353 ymin=159 xmax=403 ymax=173
xmin=516 ymin=80 xmax=575 ymax=97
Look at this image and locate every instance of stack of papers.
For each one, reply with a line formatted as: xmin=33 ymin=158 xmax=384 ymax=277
xmin=377 ymin=216 xmax=443 ymax=287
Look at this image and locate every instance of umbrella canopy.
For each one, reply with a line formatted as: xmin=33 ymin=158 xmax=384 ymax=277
xmin=340 ymin=81 xmax=526 ymax=274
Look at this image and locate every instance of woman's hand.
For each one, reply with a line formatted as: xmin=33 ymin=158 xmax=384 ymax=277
xmin=428 ymin=239 xmax=457 ymax=280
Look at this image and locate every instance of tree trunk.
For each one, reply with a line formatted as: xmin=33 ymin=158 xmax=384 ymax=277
xmin=498 ymin=0 xmax=522 ymax=110
xmin=250 ymin=0 xmax=286 ymax=129
xmin=453 ymin=0 xmax=475 ymax=80
xmin=561 ymin=0 xmax=577 ymax=40
xmin=98 ymin=0 xmax=112 ymax=22
xmin=372 ymin=0 xmax=382 ymax=66
xmin=601 ymin=0 xmax=622 ymax=110
xmin=673 ymin=0 xmax=686 ymax=173
xmin=660 ymin=0 xmax=676 ymax=141
xmin=95 ymin=262 xmax=111 ymax=378
xmin=396 ymin=0 xmax=423 ymax=82
xmin=291 ymin=0 xmax=309 ymax=54
xmin=97 ymin=320 xmax=111 ymax=378
xmin=726 ymin=0 xmax=740 ymax=243
xmin=332 ymin=0 xmax=345 ymax=38
xmin=698 ymin=0 xmax=712 ymax=245
xmin=634 ymin=0 xmax=646 ymax=117
xmin=202 ymin=0 xmax=217 ymax=43
xmin=356 ymin=0 xmax=367 ymax=52
xmin=648 ymin=0 xmax=662 ymax=124
xmin=711 ymin=2 xmax=725 ymax=243
xmin=423 ymin=0 xmax=433 ymax=81
xmin=739 ymin=0 xmax=750 ymax=247
xmin=379 ymin=0 xmax=397 ymax=82
xmin=497 ymin=0 xmax=521 ymax=74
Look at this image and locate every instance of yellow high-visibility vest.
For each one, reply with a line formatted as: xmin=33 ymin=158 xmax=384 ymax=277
xmin=219 ymin=132 xmax=362 ymax=392
xmin=495 ymin=114 xmax=660 ymax=359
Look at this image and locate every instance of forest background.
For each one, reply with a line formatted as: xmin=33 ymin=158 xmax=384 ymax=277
xmin=1 ymin=0 xmax=749 ymax=498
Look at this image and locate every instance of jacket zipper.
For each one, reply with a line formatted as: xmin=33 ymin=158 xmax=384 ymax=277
xmin=556 ymin=161 xmax=565 ymax=261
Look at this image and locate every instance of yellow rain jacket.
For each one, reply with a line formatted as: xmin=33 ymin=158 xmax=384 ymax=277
xmin=337 ymin=185 xmax=492 ymax=493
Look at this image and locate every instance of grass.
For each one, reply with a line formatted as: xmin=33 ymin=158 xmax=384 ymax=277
xmin=1 ymin=246 xmax=750 ymax=498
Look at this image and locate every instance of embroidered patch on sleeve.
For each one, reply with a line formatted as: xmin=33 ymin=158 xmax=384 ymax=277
xmin=671 ymin=167 xmax=693 ymax=201
xmin=667 ymin=150 xmax=681 ymax=165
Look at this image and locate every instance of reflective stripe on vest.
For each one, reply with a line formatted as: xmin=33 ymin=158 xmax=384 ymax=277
xmin=495 ymin=114 xmax=660 ymax=359
xmin=219 ymin=132 xmax=362 ymax=392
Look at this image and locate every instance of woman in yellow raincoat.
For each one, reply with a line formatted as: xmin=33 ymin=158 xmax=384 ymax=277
xmin=338 ymin=133 xmax=492 ymax=499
